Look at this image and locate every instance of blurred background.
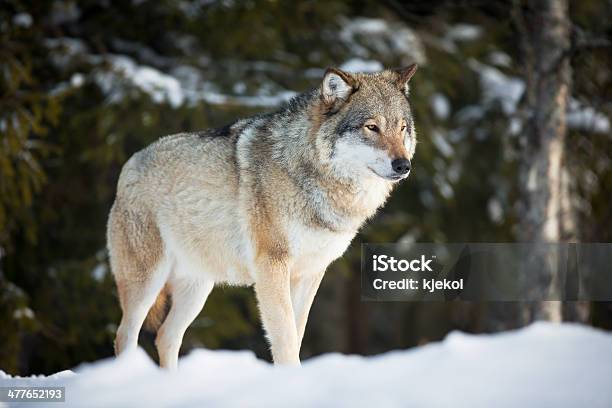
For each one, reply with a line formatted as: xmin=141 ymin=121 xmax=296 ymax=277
xmin=1 ymin=0 xmax=611 ymax=376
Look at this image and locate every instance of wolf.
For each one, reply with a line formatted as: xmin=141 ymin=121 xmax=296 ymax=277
xmin=108 ymin=64 xmax=418 ymax=368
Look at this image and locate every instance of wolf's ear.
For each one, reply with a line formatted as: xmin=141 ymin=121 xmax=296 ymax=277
xmin=394 ymin=64 xmax=418 ymax=96
xmin=321 ymin=68 xmax=357 ymax=107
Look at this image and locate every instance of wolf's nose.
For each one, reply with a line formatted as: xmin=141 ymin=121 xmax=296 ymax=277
xmin=392 ymin=158 xmax=411 ymax=175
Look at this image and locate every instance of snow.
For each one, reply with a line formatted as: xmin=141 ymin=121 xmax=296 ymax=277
xmin=70 ymin=73 xmax=85 ymax=88
xmin=508 ymin=117 xmax=522 ymax=136
xmin=446 ymin=24 xmax=482 ymax=42
xmin=12 ymin=13 xmax=32 ymax=28
xmin=468 ymin=59 xmax=525 ymax=115
xmin=91 ymin=263 xmax=108 ymax=282
xmin=468 ymin=59 xmax=609 ymax=136
xmin=232 ymin=82 xmax=247 ymax=95
xmin=455 ymin=105 xmax=485 ymax=123
xmin=339 ymin=17 xmax=426 ymax=64
xmin=168 ymin=64 xmax=297 ymax=108
xmin=488 ymin=197 xmax=504 ymax=224
xmin=12 ymin=307 xmax=34 ymax=320
xmin=340 ymin=59 xmax=384 ymax=73
xmin=434 ymin=174 xmax=454 ymax=199
xmin=488 ymin=51 xmax=512 ymax=68
xmin=198 ymin=87 xmax=297 ymax=108
xmin=431 ymin=129 xmax=454 ymax=157
xmin=44 ymin=38 xmax=297 ymax=109
xmin=437 ymin=23 xmax=483 ymax=53
xmin=430 ymin=93 xmax=451 ymax=120
xmin=93 ymin=56 xmax=294 ymax=108
xmin=567 ymin=99 xmax=610 ymax=134
xmin=95 ymin=55 xmax=186 ymax=108
xmin=2 ymin=323 xmax=610 ymax=407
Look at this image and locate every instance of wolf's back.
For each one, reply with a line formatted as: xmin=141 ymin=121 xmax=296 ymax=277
xmin=115 ymin=133 xmax=190 ymax=199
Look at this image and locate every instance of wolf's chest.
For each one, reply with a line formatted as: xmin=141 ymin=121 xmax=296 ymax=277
xmin=287 ymin=222 xmax=356 ymax=275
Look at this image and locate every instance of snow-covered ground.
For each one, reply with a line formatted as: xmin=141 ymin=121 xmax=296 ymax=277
xmin=1 ymin=323 xmax=611 ymax=407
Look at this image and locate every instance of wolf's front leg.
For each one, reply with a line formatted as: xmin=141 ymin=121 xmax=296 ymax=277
xmin=291 ymin=271 xmax=326 ymax=348
xmin=254 ymin=257 xmax=300 ymax=365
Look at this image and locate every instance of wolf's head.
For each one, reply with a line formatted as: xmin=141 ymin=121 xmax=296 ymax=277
xmin=314 ymin=65 xmax=418 ymax=182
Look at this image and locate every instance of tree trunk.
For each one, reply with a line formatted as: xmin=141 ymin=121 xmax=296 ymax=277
xmin=515 ymin=0 xmax=587 ymax=323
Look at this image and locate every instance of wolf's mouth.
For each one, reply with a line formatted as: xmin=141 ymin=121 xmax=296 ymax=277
xmin=368 ymin=167 xmax=408 ymax=182
xmin=384 ymin=174 xmax=406 ymax=181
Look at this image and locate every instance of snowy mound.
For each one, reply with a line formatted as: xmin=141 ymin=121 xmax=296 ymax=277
xmin=1 ymin=322 xmax=611 ymax=407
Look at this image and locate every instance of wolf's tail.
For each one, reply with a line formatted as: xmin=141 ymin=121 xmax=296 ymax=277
xmin=143 ymin=285 xmax=172 ymax=332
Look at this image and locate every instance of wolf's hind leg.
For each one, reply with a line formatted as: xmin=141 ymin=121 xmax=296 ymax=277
xmin=114 ymin=263 xmax=170 ymax=356
xmin=110 ymin=203 xmax=170 ymax=356
xmin=156 ymin=277 xmax=214 ymax=370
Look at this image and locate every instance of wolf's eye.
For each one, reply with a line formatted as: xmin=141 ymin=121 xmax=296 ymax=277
xmin=365 ymin=124 xmax=379 ymax=132
xmin=401 ymin=125 xmax=407 ymax=132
